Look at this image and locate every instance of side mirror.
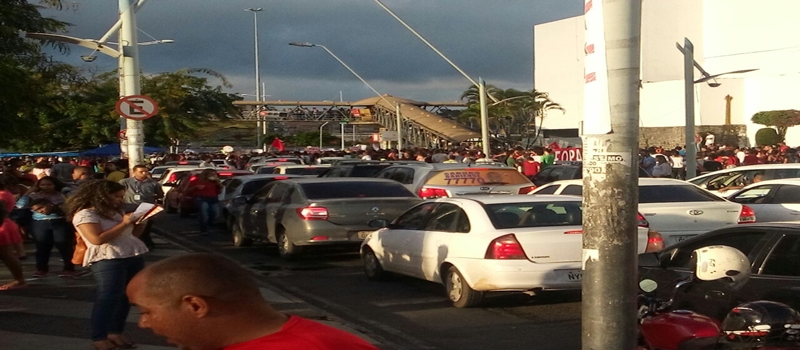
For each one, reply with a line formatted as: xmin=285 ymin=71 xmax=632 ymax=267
xmin=232 ymin=196 xmax=247 ymax=205
xmin=639 ymin=279 xmax=658 ymax=293
xmin=368 ymin=219 xmax=389 ymax=229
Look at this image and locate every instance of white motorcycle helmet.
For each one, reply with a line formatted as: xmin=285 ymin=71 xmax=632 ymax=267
xmin=692 ymin=245 xmax=751 ymax=290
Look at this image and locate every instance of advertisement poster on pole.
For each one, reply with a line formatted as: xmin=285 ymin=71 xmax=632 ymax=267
xmin=583 ymin=0 xmax=612 ymax=135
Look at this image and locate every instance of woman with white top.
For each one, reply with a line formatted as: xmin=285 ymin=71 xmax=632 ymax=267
xmin=652 ymin=155 xmax=673 ymax=178
xmin=66 ymin=180 xmax=149 ymax=350
xmin=669 ymin=150 xmax=686 ymax=180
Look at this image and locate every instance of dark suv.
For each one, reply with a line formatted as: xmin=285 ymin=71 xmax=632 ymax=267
xmin=532 ymin=162 xmax=649 ymax=187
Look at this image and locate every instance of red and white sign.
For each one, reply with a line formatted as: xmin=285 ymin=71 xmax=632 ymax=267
xmin=116 ymin=95 xmax=159 ymax=120
xmin=555 ymin=147 xmax=583 ymax=162
xmin=117 ymin=130 xmax=127 ymax=141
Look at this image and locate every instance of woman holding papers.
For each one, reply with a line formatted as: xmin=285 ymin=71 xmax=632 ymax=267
xmin=65 ymin=180 xmax=149 ymax=350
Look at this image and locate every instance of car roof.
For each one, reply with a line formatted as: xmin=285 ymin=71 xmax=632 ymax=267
xmin=453 ymin=194 xmax=583 ymax=205
xmin=548 ymin=178 xmax=690 ymax=186
xmin=231 ymin=174 xmax=303 ymax=182
xmin=689 ymin=163 xmax=800 ymax=180
xmin=385 ymin=162 xmax=509 ymax=169
xmin=275 ymin=164 xmax=331 ymax=169
xmin=280 ymin=177 xmax=403 ymax=185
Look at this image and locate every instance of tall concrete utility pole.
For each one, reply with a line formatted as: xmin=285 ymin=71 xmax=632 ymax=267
xmin=682 ymin=39 xmax=698 ymax=179
xmin=120 ymin=0 xmax=143 ymax=170
xmin=581 ymin=0 xmax=642 ymax=349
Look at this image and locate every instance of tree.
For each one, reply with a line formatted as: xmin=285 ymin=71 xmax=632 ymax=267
xmin=751 ymin=110 xmax=800 ymax=141
xmin=755 ymin=128 xmax=782 ymax=146
xmin=288 ymin=131 xmax=337 ymax=148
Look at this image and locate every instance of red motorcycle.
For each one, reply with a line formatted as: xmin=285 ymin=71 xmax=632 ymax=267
xmin=637 ymin=279 xmax=800 ymax=350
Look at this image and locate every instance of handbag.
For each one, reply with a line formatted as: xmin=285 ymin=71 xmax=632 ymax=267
xmin=71 ymin=231 xmax=87 ymax=265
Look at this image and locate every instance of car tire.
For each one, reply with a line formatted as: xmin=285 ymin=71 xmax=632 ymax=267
xmin=178 ymin=202 xmax=188 ymax=218
xmin=445 ymin=266 xmax=483 ymax=308
xmin=362 ymin=248 xmax=389 ymax=281
xmin=225 ymin=215 xmax=234 ymax=235
xmin=166 ymin=200 xmax=176 ymax=214
xmin=231 ymin=223 xmax=252 ymax=247
xmin=277 ymin=229 xmax=300 ymax=259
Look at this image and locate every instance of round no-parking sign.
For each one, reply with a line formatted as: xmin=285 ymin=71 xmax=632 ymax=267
xmin=116 ymin=95 xmax=159 ymax=120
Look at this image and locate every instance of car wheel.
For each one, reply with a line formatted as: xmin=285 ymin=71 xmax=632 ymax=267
xmin=445 ymin=266 xmax=483 ymax=308
xmin=362 ymin=248 xmax=389 ymax=281
xmin=277 ymin=229 xmax=300 ymax=259
xmin=231 ymin=223 xmax=252 ymax=247
xmin=225 ymin=215 xmax=234 ymax=235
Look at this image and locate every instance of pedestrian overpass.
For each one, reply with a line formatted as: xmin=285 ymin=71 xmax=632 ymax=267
xmin=232 ymin=95 xmax=479 ymax=147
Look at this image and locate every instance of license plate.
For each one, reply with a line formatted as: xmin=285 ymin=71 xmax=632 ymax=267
xmin=674 ymin=235 xmax=694 ymax=243
xmin=357 ymin=231 xmax=373 ymax=239
xmin=555 ymin=269 xmax=583 ymax=282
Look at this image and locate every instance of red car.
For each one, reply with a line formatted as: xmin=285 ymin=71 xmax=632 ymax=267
xmin=164 ymin=169 xmax=252 ymax=217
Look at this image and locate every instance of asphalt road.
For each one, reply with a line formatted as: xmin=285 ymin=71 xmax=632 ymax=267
xmin=151 ymin=214 xmax=583 ymax=350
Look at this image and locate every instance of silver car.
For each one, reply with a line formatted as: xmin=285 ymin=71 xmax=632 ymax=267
xmin=374 ymin=163 xmax=536 ymax=199
xmin=230 ymin=178 xmax=422 ymax=258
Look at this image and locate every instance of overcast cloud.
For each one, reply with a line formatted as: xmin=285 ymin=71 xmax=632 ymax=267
xmin=42 ymin=0 xmax=582 ymax=102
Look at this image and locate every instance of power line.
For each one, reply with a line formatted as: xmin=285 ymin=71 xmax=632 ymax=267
xmin=705 ymin=45 xmax=800 ymax=60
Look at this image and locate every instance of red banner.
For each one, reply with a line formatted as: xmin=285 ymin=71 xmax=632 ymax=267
xmin=554 ymin=148 xmax=583 ymax=161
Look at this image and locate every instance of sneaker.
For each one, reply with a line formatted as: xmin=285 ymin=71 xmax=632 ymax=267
xmin=58 ymin=270 xmax=77 ymax=278
xmin=31 ymin=270 xmax=47 ymax=278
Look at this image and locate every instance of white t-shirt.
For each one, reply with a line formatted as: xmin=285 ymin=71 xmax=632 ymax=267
xmin=670 ymin=156 xmax=685 ymax=168
xmin=705 ymin=134 xmax=715 ymax=146
xmin=72 ymin=209 xmax=148 ymax=267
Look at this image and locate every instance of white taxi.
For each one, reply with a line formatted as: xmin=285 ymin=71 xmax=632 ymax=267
xmin=360 ymin=196 xmax=662 ymax=307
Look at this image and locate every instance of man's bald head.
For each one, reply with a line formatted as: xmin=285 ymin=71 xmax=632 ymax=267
xmin=135 ymin=253 xmax=263 ymax=308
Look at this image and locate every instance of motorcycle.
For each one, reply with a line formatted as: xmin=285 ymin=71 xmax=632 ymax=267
xmin=637 ymin=278 xmax=800 ymax=350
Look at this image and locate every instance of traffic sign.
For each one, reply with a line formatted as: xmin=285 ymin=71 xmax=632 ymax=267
xmin=116 ymin=95 xmax=159 ymax=120
xmin=117 ymin=130 xmax=127 ymax=141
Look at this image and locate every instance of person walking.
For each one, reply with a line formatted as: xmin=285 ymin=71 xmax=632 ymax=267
xmin=669 ymin=150 xmax=686 ymax=180
xmin=66 ymin=180 xmax=149 ymax=350
xmin=119 ymin=165 xmax=162 ymax=249
xmin=189 ymin=169 xmax=222 ymax=234
xmin=0 ymin=182 xmax=25 ymax=290
xmin=126 ymin=253 xmax=378 ymax=350
xmin=15 ymin=176 xmax=74 ymax=278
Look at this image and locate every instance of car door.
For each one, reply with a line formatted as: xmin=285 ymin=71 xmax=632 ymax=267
xmin=262 ymin=183 xmax=291 ymax=242
xmin=241 ymin=185 xmax=273 ymax=237
xmin=381 ymin=202 xmax=438 ymax=275
xmin=728 ymin=184 xmax=782 ymax=222
xmin=418 ymin=203 xmax=470 ymax=281
xmin=752 ymin=232 xmax=800 ymax=309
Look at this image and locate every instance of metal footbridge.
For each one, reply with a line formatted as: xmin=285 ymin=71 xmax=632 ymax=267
xmin=233 ymin=95 xmax=479 ymax=147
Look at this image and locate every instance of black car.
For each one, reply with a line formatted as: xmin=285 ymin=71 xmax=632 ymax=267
xmin=532 ymin=162 xmax=651 ymax=188
xmin=638 ymin=223 xmax=800 ymax=315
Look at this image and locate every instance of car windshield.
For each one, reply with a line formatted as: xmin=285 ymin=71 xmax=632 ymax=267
xmin=639 ymin=185 xmax=724 ymax=203
xmin=484 ymin=201 xmax=583 ymax=229
xmin=426 ymin=168 xmax=531 ymax=186
xmin=301 ymin=182 xmax=415 ymax=199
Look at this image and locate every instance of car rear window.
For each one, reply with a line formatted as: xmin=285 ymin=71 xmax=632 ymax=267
xmin=256 ymin=167 xmax=278 ymax=174
xmin=484 ymin=201 xmax=583 ymax=229
xmin=301 ymin=182 xmax=415 ymax=199
xmin=285 ymin=167 xmax=328 ymax=176
xmin=241 ymin=179 xmax=275 ymax=195
xmin=426 ymin=168 xmax=531 ymax=186
xmin=151 ymin=167 xmax=167 ymax=176
xmin=350 ymin=165 xmax=392 ymax=177
xmin=639 ymin=185 xmax=724 ymax=203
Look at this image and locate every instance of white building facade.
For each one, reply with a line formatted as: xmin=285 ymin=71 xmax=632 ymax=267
xmin=534 ymin=0 xmax=800 ymax=146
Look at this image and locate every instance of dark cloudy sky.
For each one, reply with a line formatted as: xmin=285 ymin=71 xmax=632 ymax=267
xmin=42 ymin=0 xmax=581 ymax=103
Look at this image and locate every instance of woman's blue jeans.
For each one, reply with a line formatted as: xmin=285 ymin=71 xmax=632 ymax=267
xmin=89 ymin=256 xmax=145 ymax=341
xmin=195 ymin=197 xmax=218 ymax=233
xmin=29 ymin=218 xmax=74 ymax=272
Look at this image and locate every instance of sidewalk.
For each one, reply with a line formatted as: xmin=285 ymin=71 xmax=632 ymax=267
xmin=0 ymin=235 xmax=381 ymax=349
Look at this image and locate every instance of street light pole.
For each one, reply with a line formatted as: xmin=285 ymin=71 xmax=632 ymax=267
xmin=479 ymin=79 xmax=490 ymax=158
xmin=319 ymin=121 xmax=329 ymax=149
xmin=120 ymin=0 xmax=144 ymax=171
xmin=682 ymin=38 xmax=697 ymax=179
xmin=246 ymin=8 xmax=263 ymax=150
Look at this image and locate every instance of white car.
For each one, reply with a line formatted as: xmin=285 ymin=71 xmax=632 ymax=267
xmin=158 ymin=167 xmax=203 ymax=196
xmin=727 ymin=179 xmax=800 ymax=222
xmin=531 ymin=178 xmax=755 ymax=246
xmin=360 ymin=196 xmax=661 ymax=308
xmin=688 ymin=163 xmax=800 ymax=197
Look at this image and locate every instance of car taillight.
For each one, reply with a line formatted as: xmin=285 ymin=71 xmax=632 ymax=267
xmin=517 ymin=185 xmax=537 ymax=194
xmin=275 ymin=176 xmax=289 ymax=180
xmin=738 ymin=205 xmax=756 ymax=224
xmin=297 ymin=207 xmax=328 ymax=220
xmin=645 ymin=230 xmax=664 ymax=252
xmin=418 ymin=187 xmax=449 ymax=199
xmin=637 ymin=212 xmax=650 ymax=228
xmin=167 ymin=173 xmax=179 ymax=183
xmin=485 ymin=234 xmax=527 ymax=260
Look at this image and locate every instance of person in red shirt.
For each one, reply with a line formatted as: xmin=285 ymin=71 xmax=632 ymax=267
xmin=521 ymin=156 xmax=541 ymax=180
xmin=188 ymin=169 xmax=222 ymax=234
xmin=126 ymin=253 xmax=378 ymax=350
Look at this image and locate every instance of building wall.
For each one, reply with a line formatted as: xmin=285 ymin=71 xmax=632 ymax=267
xmin=639 ymin=125 xmax=748 ymax=149
xmin=534 ymin=0 xmax=800 ymax=146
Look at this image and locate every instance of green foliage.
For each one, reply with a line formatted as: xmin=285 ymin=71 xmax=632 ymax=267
xmin=288 ymin=132 xmax=338 ymax=148
xmin=755 ymin=128 xmax=782 ymax=146
xmin=751 ymin=110 xmax=800 ymax=140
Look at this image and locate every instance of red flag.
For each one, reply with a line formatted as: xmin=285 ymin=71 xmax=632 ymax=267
xmin=547 ymin=142 xmax=561 ymax=150
xmin=270 ymin=138 xmax=285 ymax=152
